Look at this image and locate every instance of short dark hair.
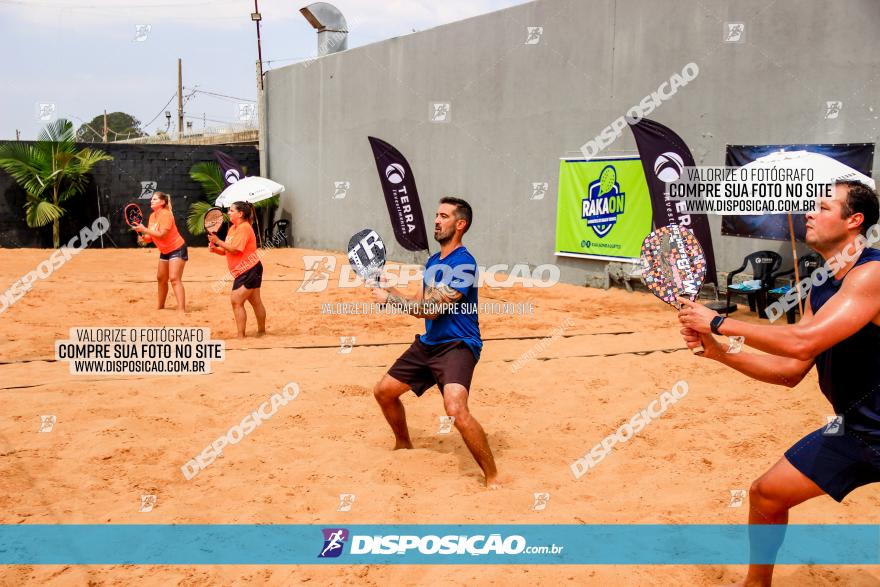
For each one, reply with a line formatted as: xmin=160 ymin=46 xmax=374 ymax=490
xmin=439 ymin=196 xmax=472 ymax=233
xmin=837 ymin=180 xmax=879 ymax=236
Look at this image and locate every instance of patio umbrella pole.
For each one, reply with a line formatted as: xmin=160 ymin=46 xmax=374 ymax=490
xmin=788 ymin=214 xmax=804 ymax=317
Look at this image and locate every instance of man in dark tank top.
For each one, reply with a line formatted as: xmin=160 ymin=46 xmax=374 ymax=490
xmin=678 ymin=180 xmax=880 ymax=586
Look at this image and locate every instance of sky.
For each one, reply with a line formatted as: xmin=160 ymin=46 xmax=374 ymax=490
xmin=0 ymin=0 xmax=530 ymax=140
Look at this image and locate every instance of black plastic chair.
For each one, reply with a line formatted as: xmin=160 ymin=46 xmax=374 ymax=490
xmin=265 ymin=219 xmax=290 ymax=248
xmin=768 ymin=253 xmax=822 ymax=323
xmin=725 ymin=251 xmax=783 ymax=318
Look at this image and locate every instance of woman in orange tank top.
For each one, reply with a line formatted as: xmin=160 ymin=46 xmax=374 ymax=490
xmin=208 ymin=201 xmax=267 ymax=338
xmin=133 ymin=191 xmax=188 ymax=314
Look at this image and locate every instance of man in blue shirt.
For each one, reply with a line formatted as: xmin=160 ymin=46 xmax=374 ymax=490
xmin=372 ymin=197 xmax=499 ymax=488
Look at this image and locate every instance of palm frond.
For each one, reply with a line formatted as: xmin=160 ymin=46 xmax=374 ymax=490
xmin=189 ymin=161 xmax=225 ymax=203
xmin=37 ymin=119 xmax=76 ymax=144
xmin=24 ymin=198 xmax=64 ymax=227
xmin=187 ymin=200 xmax=217 ymax=235
xmin=0 ymin=142 xmax=51 ymax=196
xmin=254 ymin=194 xmax=280 ymax=209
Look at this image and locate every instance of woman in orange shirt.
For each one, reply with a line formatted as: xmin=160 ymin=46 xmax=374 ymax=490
xmin=133 ymin=191 xmax=188 ymax=314
xmin=208 ymin=201 xmax=267 ymax=338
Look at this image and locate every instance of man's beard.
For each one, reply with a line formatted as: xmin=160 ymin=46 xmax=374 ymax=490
xmin=434 ymin=227 xmax=453 ymax=244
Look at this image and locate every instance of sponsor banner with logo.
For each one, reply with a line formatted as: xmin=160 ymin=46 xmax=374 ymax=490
xmin=213 ymin=150 xmax=245 ymax=187
xmin=555 ymin=157 xmax=653 ymax=262
xmin=721 ymin=143 xmax=875 ymax=241
xmin=629 ymin=117 xmax=718 ymax=286
xmin=368 ymin=136 xmax=430 ymax=252
xmin=0 ymin=524 xmax=877 ymax=564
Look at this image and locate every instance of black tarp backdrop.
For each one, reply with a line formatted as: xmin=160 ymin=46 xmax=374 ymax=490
xmin=0 ymin=142 xmax=259 ymax=248
xmin=722 ymin=143 xmax=875 ymax=241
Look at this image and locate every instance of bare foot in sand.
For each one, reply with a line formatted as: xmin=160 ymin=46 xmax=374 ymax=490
xmin=393 ymin=441 xmax=413 ymax=450
xmin=485 ymin=475 xmax=501 ymax=489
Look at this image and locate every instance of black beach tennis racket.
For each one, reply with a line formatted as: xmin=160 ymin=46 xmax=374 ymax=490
xmin=347 ymin=229 xmax=386 ymax=287
xmin=124 ymin=203 xmax=144 ymax=228
xmin=640 ymin=224 xmax=707 ymax=354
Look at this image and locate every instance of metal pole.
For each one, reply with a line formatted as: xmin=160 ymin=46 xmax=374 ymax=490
xmin=177 ymin=58 xmax=184 ymax=138
xmin=254 ymin=0 xmax=264 ymax=90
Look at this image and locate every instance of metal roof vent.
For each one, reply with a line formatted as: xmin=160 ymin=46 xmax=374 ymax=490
xmin=300 ymin=2 xmax=348 ymax=56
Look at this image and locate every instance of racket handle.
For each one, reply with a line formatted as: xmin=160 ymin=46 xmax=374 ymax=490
xmin=691 ymin=345 xmax=705 ymax=355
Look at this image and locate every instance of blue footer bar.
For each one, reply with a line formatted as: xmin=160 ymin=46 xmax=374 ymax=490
xmin=0 ymin=525 xmax=877 ymax=565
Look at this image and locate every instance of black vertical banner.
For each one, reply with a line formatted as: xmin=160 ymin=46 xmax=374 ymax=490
xmin=213 ymin=150 xmax=245 ymax=187
xmin=367 ymin=136 xmax=429 ymax=252
xmin=629 ymin=118 xmax=718 ymax=286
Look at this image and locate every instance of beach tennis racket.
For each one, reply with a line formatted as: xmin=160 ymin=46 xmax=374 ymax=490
xmin=204 ymin=207 xmax=225 ymax=239
xmin=347 ymin=229 xmax=386 ymax=286
xmin=124 ymin=203 xmax=144 ymax=228
xmin=640 ymin=224 xmax=707 ymax=354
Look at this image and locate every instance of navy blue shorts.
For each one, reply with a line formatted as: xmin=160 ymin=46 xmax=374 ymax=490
xmin=159 ymin=244 xmax=188 ymax=261
xmin=785 ymin=426 xmax=880 ymax=502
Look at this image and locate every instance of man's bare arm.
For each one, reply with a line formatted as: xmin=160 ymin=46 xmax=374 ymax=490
xmin=680 ymin=262 xmax=880 ymax=361
xmin=386 ymin=284 xmax=463 ymax=319
xmin=684 ymin=329 xmax=814 ymax=387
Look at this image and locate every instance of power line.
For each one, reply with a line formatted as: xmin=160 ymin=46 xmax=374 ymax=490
xmin=184 ymin=87 xmax=256 ymax=103
xmin=142 ymin=91 xmax=178 ymax=129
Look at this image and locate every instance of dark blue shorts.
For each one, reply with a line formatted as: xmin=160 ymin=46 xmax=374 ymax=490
xmin=159 ymin=244 xmax=188 ymax=261
xmin=785 ymin=426 xmax=880 ymax=502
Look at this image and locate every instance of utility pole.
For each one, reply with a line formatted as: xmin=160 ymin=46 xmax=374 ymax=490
xmin=252 ymin=1 xmax=264 ymax=90
xmin=177 ymin=58 xmax=184 ymax=138
xmin=15 ymin=129 xmax=20 ymax=141
xmin=103 ymin=110 xmax=108 ymax=142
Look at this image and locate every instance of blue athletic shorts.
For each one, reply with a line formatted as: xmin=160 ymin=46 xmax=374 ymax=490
xmin=785 ymin=426 xmax=880 ymax=502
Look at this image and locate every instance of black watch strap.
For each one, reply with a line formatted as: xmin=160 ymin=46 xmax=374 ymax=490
xmin=710 ymin=315 xmax=726 ymax=335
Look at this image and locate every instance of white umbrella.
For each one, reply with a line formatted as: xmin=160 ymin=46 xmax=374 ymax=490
xmin=740 ymin=150 xmax=874 ymax=316
xmin=215 ymin=176 xmax=285 ymax=208
xmin=741 ymin=150 xmax=874 ymax=189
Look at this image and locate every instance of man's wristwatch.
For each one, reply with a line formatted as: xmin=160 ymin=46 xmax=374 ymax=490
xmin=710 ymin=315 xmax=727 ymax=335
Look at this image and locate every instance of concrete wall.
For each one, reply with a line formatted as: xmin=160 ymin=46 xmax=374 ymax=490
xmin=0 ymin=143 xmax=258 ymax=248
xmin=264 ymin=0 xmax=879 ymax=286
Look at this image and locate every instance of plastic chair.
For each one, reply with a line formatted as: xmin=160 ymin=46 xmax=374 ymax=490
xmin=725 ymin=251 xmax=783 ymax=318
xmin=768 ymin=253 xmax=822 ymax=323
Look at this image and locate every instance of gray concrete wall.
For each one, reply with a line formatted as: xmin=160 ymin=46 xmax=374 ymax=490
xmin=264 ymin=0 xmax=879 ymax=287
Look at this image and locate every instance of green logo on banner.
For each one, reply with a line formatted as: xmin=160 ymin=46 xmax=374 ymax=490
xmin=582 ymin=165 xmax=625 ymax=238
xmin=555 ymin=158 xmax=652 ymax=261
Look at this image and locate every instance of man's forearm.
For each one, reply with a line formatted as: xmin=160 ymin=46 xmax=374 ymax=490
xmin=718 ymin=318 xmax=815 ymax=360
xmin=707 ymin=337 xmax=811 ymax=387
xmin=386 ymin=290 xmax=437 ymax=319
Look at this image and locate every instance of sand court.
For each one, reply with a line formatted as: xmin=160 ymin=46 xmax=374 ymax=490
xmin=1 ymin=248 xmax=878 ymax=586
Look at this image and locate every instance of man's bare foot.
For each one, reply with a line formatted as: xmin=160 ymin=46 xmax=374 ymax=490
xmin=256 ymin=329 xmax=266 ymax=337
xmin=485 ymin=475 xmax=501 ymax=489
xmin=393 ymin=440 xmax=413 ymax=450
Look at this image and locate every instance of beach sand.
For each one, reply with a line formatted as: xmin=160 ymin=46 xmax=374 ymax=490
xmin=1 ymin=248 xmax=878 ymax=586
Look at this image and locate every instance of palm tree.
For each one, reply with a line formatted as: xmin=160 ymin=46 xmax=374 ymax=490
xmin=187 ymin=161 xmax=278 ymax=235
xmin=0 ymin=119 xmax=113 ymax=248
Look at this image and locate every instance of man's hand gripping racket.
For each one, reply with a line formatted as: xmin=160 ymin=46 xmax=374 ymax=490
xmin=640 ymin=225 xmax=707 ymax=355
